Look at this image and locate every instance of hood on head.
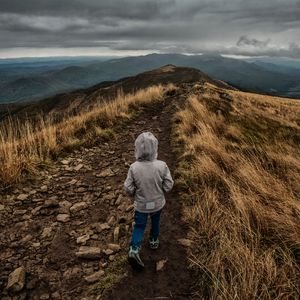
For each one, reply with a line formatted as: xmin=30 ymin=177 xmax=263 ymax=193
xmin=135 ymin=132 xmax=158 ymax=161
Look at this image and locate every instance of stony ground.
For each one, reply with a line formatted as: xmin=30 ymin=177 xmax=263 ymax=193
xmin=0 ymin=89 xmax=196 ymax=299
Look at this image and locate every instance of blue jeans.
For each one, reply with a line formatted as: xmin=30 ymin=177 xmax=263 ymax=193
xmin=130 ymin=209 xmax=162 ymax=249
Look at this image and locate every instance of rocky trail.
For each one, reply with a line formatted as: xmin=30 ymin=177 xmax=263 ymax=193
xmin=0 ymin=90 xmax=196 ymax=299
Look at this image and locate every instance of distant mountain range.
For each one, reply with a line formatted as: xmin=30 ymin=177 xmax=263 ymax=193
xmin=0 ymin=53 xmax=299 ymax=103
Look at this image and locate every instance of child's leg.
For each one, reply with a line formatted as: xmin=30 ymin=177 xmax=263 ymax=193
xmin=130 ymin=210 xmax=148 ymax=249
xmin=149 ymin=209 xmax=162 ymax=240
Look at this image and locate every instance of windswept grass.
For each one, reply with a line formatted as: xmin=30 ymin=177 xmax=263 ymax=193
xmin=0 ymin=85 xmax=174 ymax=187
xmin=175 ymin=86 xmax=300 ymax=299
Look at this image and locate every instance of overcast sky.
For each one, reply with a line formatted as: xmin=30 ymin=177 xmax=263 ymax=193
xmin=0 ymin=0 xmax=299 ymax=58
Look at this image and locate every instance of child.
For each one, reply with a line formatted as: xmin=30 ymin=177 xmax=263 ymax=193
xmin=124 ymin=131 xmax=174 ymax=269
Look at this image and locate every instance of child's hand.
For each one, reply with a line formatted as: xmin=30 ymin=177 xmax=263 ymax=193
xmin=124 ymin=166 xmax=136 ymax=197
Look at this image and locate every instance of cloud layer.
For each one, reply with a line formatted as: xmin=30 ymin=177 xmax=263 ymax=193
xmin=0 ymin=0 xmax=300 ymax=58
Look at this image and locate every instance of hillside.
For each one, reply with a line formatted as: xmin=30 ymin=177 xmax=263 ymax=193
xmin=0 ymin=66 xmax=300 ymax=299
xmin=1 ymin=54 xmax=299 ymax=103
xmin=0 ymin=65 xmax=229 ymax=122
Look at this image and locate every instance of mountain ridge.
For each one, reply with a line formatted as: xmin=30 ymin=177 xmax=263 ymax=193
xmin=0 ymin=53 xmax=299 ymax=103
xmin=0 ymin=65 xmax=231 ymax=122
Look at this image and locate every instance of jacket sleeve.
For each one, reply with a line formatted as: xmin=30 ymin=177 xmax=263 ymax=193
xmin=162 ymin=163 xmax=174 ymax=193
xmin=124 ymin=166 xmax=136 ymax=197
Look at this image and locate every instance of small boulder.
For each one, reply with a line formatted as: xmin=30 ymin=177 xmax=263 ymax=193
xmin=76 ymin=234 xmax=90 ymax=245
xmin=58 ymin=200 xmax=72 ymax=214
xmin=102 ymin=249 xmax=114 ymax=256
xmin=84 ymin=270 xmax=105 ymax=283
xmin=7 ymin=266 xmax=26 ymax=292
xmin=107 ymin=243 xmax=121 ymax=252
xmin=96 ymin=168 xmax=114 ymax=178
xmin=40 ymin=185 xmax=48 ymax=192
xmin=75 ymin=246 xmax=101 ymax=259
xmin=41 ymin=226 xmax=53 ymax=239
xmin=68 ymin=179 xmax=77 ymax=185
xmin=156 ymin=259 xmax=168 ymax=272
xmin=94 ymin=223 xmax=110 ymax=233
xmin=70 ymin=202 xmax=88 ymax=214
xmin=56 ymin=214 xmax=70 ymax=223
xmin=44 ymin=198 xmax=59 ymax=208
xmin=17 ymin=194 xmax=28 ymax=201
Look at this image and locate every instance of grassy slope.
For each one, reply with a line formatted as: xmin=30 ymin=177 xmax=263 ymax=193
xmin=174 ymin=83 xmax=300 ymax=299
xmin=0 ymin=85 xmax=175 ymax=188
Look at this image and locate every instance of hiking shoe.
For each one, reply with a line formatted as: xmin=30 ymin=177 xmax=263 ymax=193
xmin=149 ymin=238 xmax=159 ymax=250
xmin=128 ymin=246 xmax=144 ymax=270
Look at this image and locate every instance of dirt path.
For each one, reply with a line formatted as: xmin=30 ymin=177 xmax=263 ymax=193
xmin=0 ymin=90 xmax=196 ymax=299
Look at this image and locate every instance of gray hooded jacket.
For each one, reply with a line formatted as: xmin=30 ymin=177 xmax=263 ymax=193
xmin=124 ymin=132 xmax=174 ymax=213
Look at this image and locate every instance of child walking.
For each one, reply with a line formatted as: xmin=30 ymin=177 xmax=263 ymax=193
xmin=124 ymin=131 xmax=174 ymax=270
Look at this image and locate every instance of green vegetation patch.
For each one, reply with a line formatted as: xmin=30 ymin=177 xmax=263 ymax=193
xmin=86 ymin=255 xmax=128 ymax=298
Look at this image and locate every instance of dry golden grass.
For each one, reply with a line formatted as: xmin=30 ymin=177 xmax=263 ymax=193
xmin=0 ymin=85 xmax=172 ymax=187
xmin=175 ymin=87 xmax=300 ymax=299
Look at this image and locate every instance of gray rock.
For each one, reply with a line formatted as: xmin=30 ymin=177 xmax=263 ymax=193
xmin=20 ymin=234 xmax=33 ymax=243
xmin=94 ymin=223 xmax=110 ymax=233
xmin=56 ymin=214 xmax=70 ymax=223
xmin=102 ymin=249 xmax=114 ymax=256
xmin=75 ymin=246 xmax=102 ymax=259
xmin=58 ymin=200 xmax=72 ymax=214
xmin=95 ymin=168 xmax=114 ymax=178
xmin=44 ymin=198 xmax=59 ymax=208
xmin=77 ymin=187 xmax=86 ymax=193
xmin=68 ymin=179 xmax=77 ymax=185
xmin=70 ymin=202 xmax=88 ymax=213
xmin=7 ymin=266 xmax=26 ymax=292
xmin=32 ymin=242 xmax=41 ymax=248
xmin=103 ymin=192 xmax=115 ymax=202
xmin=115 ymin=194 xmax=122 ymax=206
xmin=40 ymin=185 xmax=48 ymax=192
xmin=13 ymin=209 xmax=27 ymax=215
xmin=156 ymin=259 xmax=168 ymax=272
xmin=107 ymin=216 xmax=115 ymax=226
xmin=113 ymin=227 xmax=120 ymax=244
xmin=32 ymin=206 xmax=42 ymax=215
xmin=41 ymin=226 xmax=53 ymax=239
xmin=74 ymin=164 xmax=84 ymax=171
xmin=107 ymin=243 xmax=121 ymax=252
xmin=17 ymin=194 xmax=28 ymax=201
xmin=84 ymin=270 xmax=105 ymax=283
xmin=76 ymin=234 xmax=90 ymax=245
xmin=125 ymin=204 xmax=134 ymax=212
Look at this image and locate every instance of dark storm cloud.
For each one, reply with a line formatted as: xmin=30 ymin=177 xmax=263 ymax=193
xmin=237 ymin=36 xmax=271 ymax=48
xmin=0 ymin=0 xmax=300 ymax=58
